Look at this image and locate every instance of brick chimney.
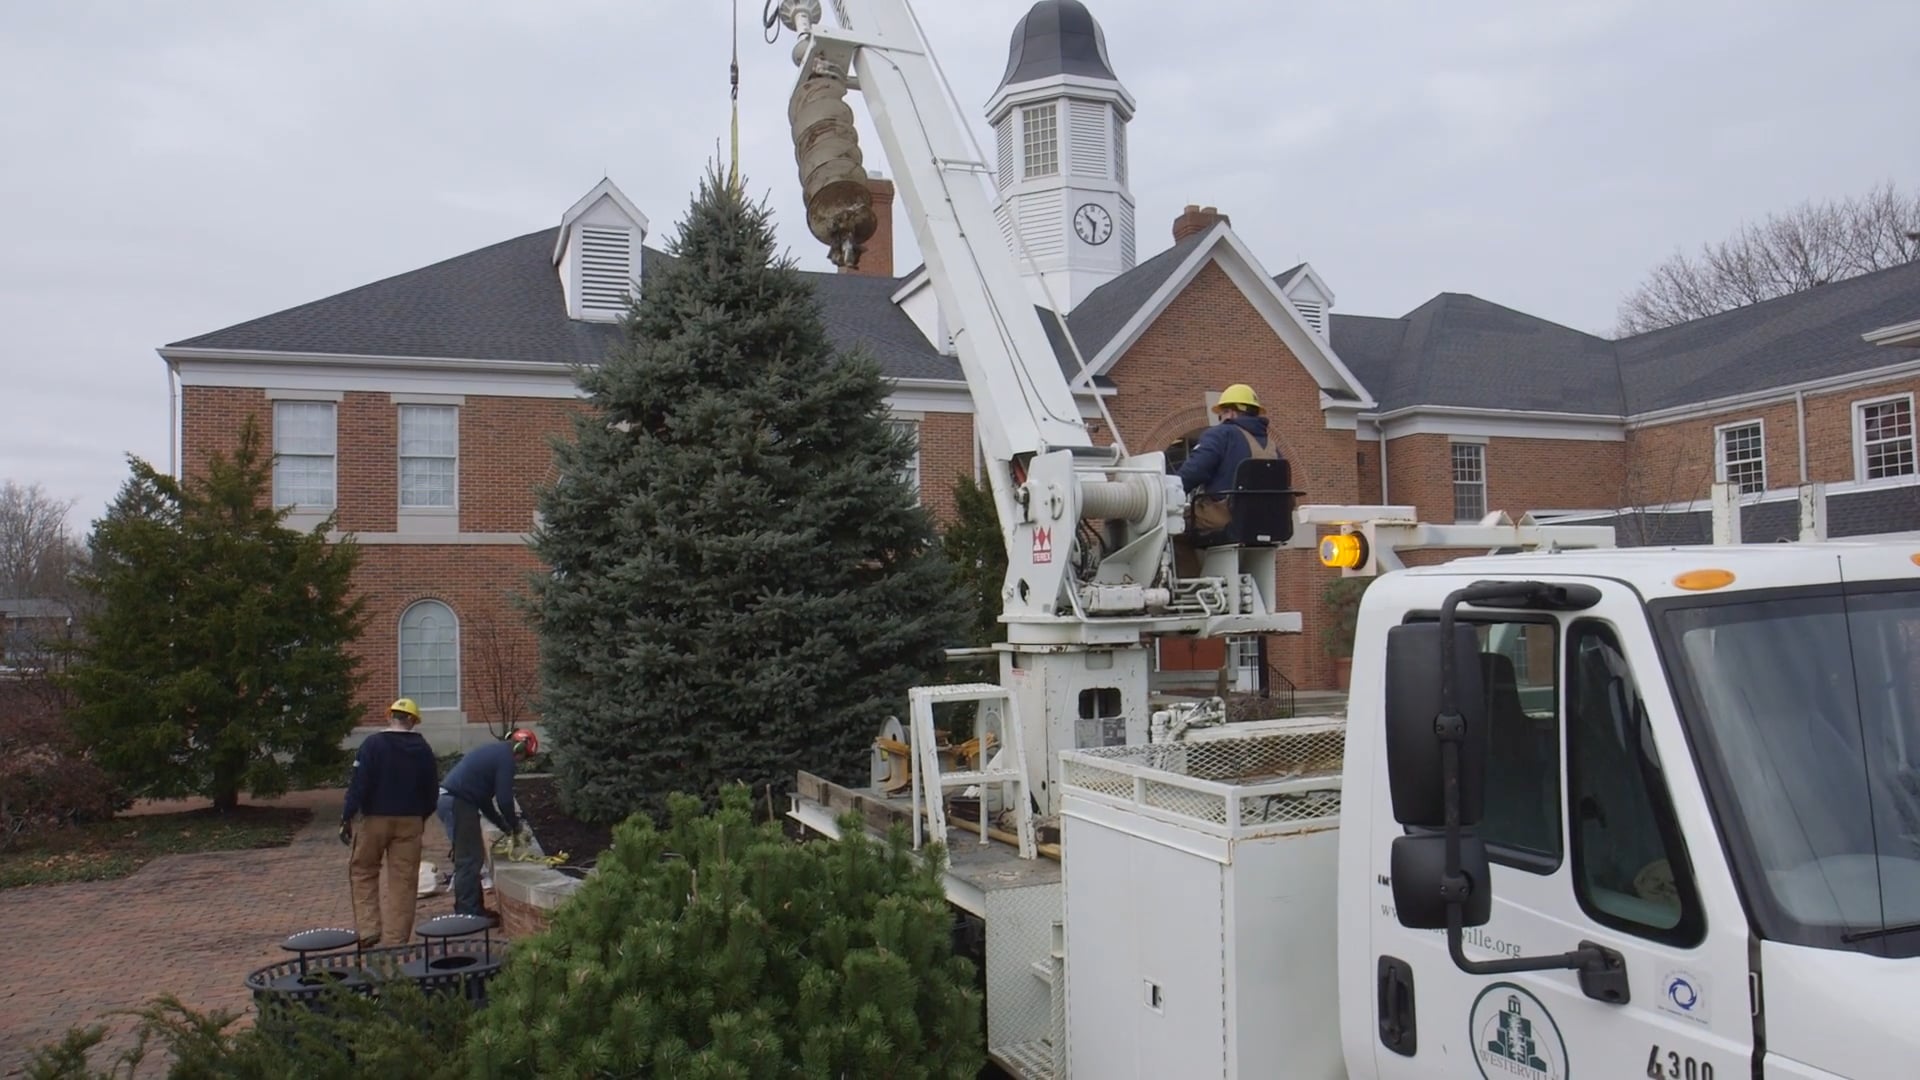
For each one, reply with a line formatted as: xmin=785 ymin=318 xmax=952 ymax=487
xmin=1172 ymin=204 xmax=1230 ymax=243
xmin=842 ymin=170 xmax=896 ymax=277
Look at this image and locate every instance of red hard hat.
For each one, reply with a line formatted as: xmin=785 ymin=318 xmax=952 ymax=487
xmin=509 ymin=728 xmax=539 ymax=757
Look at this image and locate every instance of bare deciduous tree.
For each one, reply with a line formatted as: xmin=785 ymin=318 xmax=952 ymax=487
xmin=1616 ymin=181 xmax=1920 ymax=336
xmin=0 ymin=481 xmax=82 ymax=599
xmin=467 ymin=606 xmax=539 ymax=740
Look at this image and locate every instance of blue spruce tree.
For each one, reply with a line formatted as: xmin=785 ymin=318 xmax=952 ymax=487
xmin=531 ymin=168 xmax=965 ymax=824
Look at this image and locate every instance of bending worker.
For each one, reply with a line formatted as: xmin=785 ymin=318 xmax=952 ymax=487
xmin=341 ymin=698 xmax=441 ymax=947
xmin=436 ymin=728 xmax=539 ymax=922
xmin=1177 ymin=383 xmax=1280 ymax=545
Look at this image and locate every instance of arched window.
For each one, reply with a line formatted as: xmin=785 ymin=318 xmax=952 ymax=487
xmin=399 ymin=600 xmax=459 ymax=709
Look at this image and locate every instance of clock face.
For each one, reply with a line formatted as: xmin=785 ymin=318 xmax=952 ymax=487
xmin=1073 ymin=203 xmax=1113 ymax=246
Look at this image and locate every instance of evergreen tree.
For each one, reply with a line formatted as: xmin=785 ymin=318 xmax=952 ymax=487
xmin=941 ymin=473 xmax=1008 ymax=647
xmin=467 ymin=787 xmax=984 ymax=1078
xmin=63 ymin=420 xmax=365 ymax=811
xmin=531 ymin=168 xmax=965 ymax=824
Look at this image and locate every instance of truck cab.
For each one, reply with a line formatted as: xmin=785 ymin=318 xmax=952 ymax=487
xmin=1340 ymin=544 xmax=1920 ymax=1080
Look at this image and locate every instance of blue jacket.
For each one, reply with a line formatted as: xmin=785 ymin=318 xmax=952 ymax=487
xmin=441 ymin=740 xmax=520 ymax=833
xmin=1178 ymin=414 xmax=1276 ymax=496
xmin=342 ymin=730 xmax=440 ymax=822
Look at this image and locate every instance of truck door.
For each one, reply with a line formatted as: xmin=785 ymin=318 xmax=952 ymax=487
xmin=1368 ymin=589 xmax=1753 ymax=1080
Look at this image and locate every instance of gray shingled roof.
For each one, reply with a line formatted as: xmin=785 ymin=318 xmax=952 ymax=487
xmin=997 ymin=0 xmax=1118 ymax=89
xmin=1550 ymin=486 xmax=1920 ymax=546
xmin=1327 ymin=260 xmax=1920 ymax=417
xmin=1616 ymin=260 xmax=1920 ymax=413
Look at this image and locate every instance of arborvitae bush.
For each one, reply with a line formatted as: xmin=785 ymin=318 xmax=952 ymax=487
xmin=467 ymin=786 xmax=984 ymax=1078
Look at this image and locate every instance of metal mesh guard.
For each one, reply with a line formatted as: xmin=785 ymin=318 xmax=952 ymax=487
xmin=1061 ymin=728 xmax=1345 ymax=830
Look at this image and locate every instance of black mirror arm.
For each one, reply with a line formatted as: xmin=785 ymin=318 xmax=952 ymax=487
xmin=1435 ymin=585 xmax=1631 ymax=1003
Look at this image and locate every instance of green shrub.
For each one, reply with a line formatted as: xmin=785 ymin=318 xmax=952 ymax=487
xmin=467 ymin=786 xmax=984 ymax=1078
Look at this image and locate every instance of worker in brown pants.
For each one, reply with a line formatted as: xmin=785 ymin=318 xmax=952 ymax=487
xmin=340 ymin=698 xmax=442 ymax=947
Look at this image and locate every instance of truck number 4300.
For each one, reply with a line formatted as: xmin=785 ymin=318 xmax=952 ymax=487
xmin=1647 ymin=1046 xmax=1714 ymax=1079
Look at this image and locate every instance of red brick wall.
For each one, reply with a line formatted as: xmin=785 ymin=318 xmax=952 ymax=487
xmin=349 ymin=544 xmax=546 ymax=729
xmin=180 ymin=387 xmax=269 ymax=482
xmin=1099 ymin=259 xmax=1363 ymax=691
xmin=914 ymin=411 xmax=976 ymax=526
xmin=1387 ymin=434 xmax=1625 ymax=522
xmin=1626 ymin=375 xmax=1920 ymax=504
xmin=338 ymin=393 xmax=396 ymax=532
xmin=460 ymin=398 xmax=582 ymax=532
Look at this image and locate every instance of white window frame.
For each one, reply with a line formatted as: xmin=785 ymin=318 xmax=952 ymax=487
xmin=1451 ymin=440 xmax=1487 ymax=523
xmin=398 ymin=599 xmax=460 ymax=710
xmin=271 ymin=400 xmax=337 ymax=510
xmin=398 ymin=404 xmax=459 ymax=511
xmin=1228 ymin=636 xmax=1261 ymax=693
xmin=1854 ymin=393 xmax=1917 ymax=482
xmin=1022 ymin=104 xmax=1058 ymax=180
xmin=1713 ymin=418 xmax=1767 ymax=495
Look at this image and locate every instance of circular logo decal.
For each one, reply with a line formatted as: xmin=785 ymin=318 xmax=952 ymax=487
xmin=1470 ymin=982 xmax=1569 ymax=1080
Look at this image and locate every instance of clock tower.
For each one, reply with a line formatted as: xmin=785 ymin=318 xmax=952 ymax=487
xmin=986 ymin=0 xmax=1136 ymax=314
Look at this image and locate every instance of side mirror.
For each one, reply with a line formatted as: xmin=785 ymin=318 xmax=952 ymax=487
xmin=1383 ymin=622 xmax=1488 ymax=827
xmin=1391 ymin=832 xmax=1493 ymax=929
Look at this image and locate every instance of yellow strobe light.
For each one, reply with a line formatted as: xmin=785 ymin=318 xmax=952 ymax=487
xmin=1320 ymin=533 xmax=1367 ymax=570
xmin=1673 ymin=569 xmax=1736 ymax=591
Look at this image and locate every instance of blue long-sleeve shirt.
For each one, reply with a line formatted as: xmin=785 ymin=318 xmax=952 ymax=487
xmin=441 ymin=740 xmax=520 ymax=833
xmin=342 ymin=730 xmax=440 ymax=822
xmin=1178 ymin=414 xmax=1276 ymax=495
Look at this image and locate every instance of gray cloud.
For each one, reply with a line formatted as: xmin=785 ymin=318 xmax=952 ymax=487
xmin=2 ymin=0 xmax=1916 ymax=529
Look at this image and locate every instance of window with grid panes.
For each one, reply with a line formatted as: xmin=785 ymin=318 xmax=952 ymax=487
xmin=272 ymin=401 xmax=336 ymax=508
xmin=399 ymin=600 xmax=458 ymax=709
xmin=1452 ymin=442 xmax=1486 ymax=522
xmin=1717 ymin=421 xmax=1765 ymax=494
xmin=1022 ymin=104 xmax=1058 ymax=179
xmin=399 ymin=405 xmax=457 ymax=508
xmin=1858 ymin=397 xmax=1916 ymax=479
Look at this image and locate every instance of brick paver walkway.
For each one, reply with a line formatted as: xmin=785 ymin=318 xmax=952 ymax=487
xmin=0 ymin=788 xmax=480 ymax=1076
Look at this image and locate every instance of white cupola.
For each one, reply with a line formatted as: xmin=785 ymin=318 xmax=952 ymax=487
xmin=1278 ymin=262 xmax=1336 ymax=344
xmin=985 ymin=0 xmax=1136 ymax=314
xmin=554 ymin=178 xmax=648 ymax=322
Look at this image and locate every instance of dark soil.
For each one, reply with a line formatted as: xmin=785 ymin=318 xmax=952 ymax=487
xmin=514 ymin=775 xmax=613 ymax=877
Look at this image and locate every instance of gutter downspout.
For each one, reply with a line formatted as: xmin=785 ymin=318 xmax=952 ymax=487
xmin=165 ymin=354 xmax=179 ymax=479
xmin=1795 ymin=389 xmax=1808 ymax=485
xmin=1375 ymin=417 xmax=1389 ymax=502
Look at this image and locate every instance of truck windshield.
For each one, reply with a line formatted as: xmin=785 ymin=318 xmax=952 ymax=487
xmin=1659 ymin=585 xmax=1920 ymax=957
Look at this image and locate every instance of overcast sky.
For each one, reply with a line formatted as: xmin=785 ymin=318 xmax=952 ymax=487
xmin=3 ymin=0 xmax=1917 ymax=531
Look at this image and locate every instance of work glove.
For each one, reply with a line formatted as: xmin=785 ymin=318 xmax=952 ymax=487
xmin=338 ymin=821 xmax=353 ymax=846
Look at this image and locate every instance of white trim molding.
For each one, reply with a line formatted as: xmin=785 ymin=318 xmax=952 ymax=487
xmin=1712 ymin=417 xmax=1767 ymax=495
xmin=1864 ymin=319 xmax=1920 ymax=347
xmin=264 ymin=388 xmax=342 ymax=402
xmin=390 ymin=392 xmax=465 ymax=406
xmin=1355 ymin=405 xmax=1625 ymax=443
xmin=332 ymin=531 xmax=532 ymax=546
xmin=1629 ymin=355 xmax=1920 ymax=427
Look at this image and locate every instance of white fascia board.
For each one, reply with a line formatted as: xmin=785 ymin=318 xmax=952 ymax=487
xmin=985 ymin=73 xmax=1137 ymax=124
xmin=1285 ymin=263 xmax=1336 ymax=309
xmin=1085 ymin=224 xmax=1377 ymax=409
xmin=1552 ymin=473 xmax=1920 ymax=517
xmin=160 ymin=348 xmax=583 ymax=400
xmin=1864 ymin=318 xmax=1920 ymax=346
xmin=890 ymin=267 xmax=931 ymax=305
xmin=1627 ymin=355 xmax=1920 ymax=427
xmin=1361 ymin=405 xmax=1626 ymax=443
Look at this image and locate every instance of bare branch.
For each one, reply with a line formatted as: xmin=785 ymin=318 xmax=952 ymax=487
xmin=0 ymin=481 xmax=81 ymax=599
xmin=1616 ymin=181 xmax=1920 ymax=336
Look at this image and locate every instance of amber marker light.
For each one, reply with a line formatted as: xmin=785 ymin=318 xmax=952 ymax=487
xmin=1320 ymin=533 xmax=1366 ymax=570
xmin=1673 ymin=569 xmax=1736 ymax=591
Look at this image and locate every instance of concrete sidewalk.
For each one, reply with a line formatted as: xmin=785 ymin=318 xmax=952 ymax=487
xmin=0 ymin=788 xmax=470 ymax=1076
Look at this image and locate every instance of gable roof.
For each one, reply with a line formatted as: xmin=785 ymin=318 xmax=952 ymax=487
xmin=1615 ymin=259 xmax=1920 ymax=414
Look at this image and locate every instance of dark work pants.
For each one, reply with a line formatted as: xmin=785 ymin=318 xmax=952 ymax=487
xmin=440 ymin=793 xmax=486 ymax=916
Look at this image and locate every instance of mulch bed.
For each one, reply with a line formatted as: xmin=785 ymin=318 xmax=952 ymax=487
xmin=515 ymin=775 xmax=613 ymax=878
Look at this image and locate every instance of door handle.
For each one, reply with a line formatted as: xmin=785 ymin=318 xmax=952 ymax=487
xmin=1377 ymin=955 xmax=1417 ymax=1057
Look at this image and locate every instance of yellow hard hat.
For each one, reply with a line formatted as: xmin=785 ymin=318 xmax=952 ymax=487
xmin=1216 ymin=384 xmax=1262 ymax=412
xmin=389 ymin=698 xmax=421 ymax=720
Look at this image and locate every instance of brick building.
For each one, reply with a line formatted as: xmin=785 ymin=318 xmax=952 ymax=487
xmin=159 ymin=0 xmax=1920 ymax=745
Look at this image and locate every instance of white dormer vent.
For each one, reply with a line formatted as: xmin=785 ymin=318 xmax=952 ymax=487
xmin=1293 ymin=299 xmax=1326 ymax=336
xmin=1281 ymin=263 xmax=1336 ymax=344
xmin=554 ymin=177 xmax=649 ymax=323
xmin=579 ymin=226 xmax=633 ymax=316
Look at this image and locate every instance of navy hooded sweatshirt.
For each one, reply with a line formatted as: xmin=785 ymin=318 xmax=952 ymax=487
xmin=1178 ymin=413 xmax=1277 ymax=497
xmin=342 ymin=730 xmax=440 ymax=822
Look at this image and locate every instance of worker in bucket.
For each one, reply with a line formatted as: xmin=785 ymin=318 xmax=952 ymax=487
xmin=340 ymin=698 xmax=442 ymax=947
xmin=436 ymin=728 xmax=538 ymax=923
xmin=1177 ymin=383 xmax=1280 ymax=546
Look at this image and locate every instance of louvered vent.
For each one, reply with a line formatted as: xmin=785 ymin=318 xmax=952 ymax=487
xmin=996 ymin=202 xmax=1015 ymax=250
xmin=579 ymin=226 xmax=633 ymax=315
xmin=1069 ymin=100 xmax=1107 ymax=179
xmin=997 ymin=121 xmax=1014 ymax=190
xmin=1294 ymin=299 xmax=1326 ymax=336
xmin=1119 ymin=199 xmax=1136 ymax=267
xmin=1017 ymin=189 xmax=1066 ymax=258
xmin=1113 ymin=109 xmax=1127 ymax=185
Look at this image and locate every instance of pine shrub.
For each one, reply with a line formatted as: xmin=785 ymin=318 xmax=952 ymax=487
xmin=467 ymin=786 xmax=984 ymax=1078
